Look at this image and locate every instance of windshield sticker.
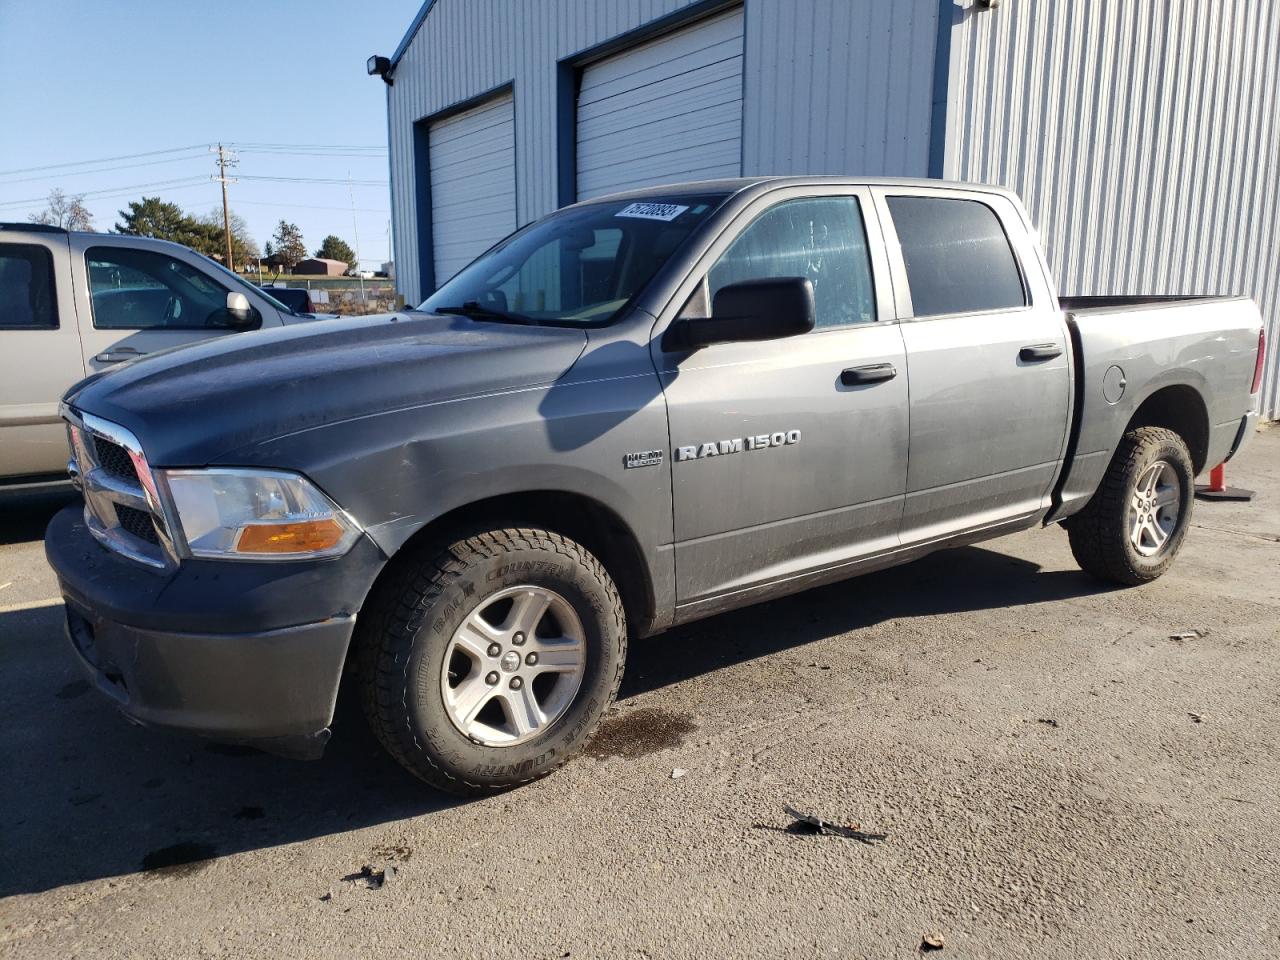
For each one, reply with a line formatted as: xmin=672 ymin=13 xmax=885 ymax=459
xmin=616 ymin=202 xmax=689 ymax=222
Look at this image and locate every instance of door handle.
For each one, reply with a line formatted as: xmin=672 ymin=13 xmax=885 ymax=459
xmin=840 ymin=362 xmax=898 ymax=386
xmin=1019 ymin=343 xmax=1063 ymax=362
xmin=95 ymin=347 xmax=144 ymax=364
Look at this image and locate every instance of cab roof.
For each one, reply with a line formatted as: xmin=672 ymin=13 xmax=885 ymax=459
xmin=574 ymin=175 xmax=1021 ymax=206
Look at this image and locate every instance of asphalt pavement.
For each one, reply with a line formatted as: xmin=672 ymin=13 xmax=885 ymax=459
xmin=2 ymin=430 xmax=1277 ymax=959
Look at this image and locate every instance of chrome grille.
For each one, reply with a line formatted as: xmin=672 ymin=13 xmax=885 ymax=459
xmin=63 ymin=408 xmax=177 ymax=569
xmin=92 ymin=436 xmax=139 ymax=484
xmin=116 ymin=504 xmax=161 ymax=545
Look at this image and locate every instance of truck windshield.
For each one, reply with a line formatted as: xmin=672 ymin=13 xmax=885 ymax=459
xmin=420 ymin=195 xmax=727 ymax=326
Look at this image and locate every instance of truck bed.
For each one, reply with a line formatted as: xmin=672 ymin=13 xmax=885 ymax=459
xmin=1050 ymin=295 xmax=1263 ymax=521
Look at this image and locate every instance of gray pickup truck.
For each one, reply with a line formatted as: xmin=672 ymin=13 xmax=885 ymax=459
xmin=45 ymin=177 xmax=1265 ymax=794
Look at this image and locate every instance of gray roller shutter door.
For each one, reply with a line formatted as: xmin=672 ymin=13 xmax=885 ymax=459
xmin=575 ymin=7 xmax=744 ymax=200
xmin=428 ymin=92 xmax=516 ymax=285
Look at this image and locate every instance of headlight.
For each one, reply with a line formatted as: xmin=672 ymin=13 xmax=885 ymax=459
xmin=159 ymin=468 xmax=360 ymax=560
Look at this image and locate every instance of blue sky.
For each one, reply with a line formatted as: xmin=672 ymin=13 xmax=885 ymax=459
xmin=0 ymin=0 xmax=422 ymax=266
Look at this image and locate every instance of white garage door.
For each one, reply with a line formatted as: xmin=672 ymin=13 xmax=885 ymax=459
xmin=428 ymin=92 xmax=516 ymax=285
xmin=575 ymin=7 xmax=744 ymax=200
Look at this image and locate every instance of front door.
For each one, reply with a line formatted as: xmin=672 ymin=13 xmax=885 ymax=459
xmin=656 ymin=190 xmax=909 ymax=607
xmin=0 ymin=232 xmax=85 ymax=480
xmin=876 ymin=189 xmax=1071 ymax=543
xmin=70 ymin=238 xmax=251 ymax=374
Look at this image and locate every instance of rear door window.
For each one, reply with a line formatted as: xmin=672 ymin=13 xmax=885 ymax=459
xmin=0 ymin=244 xmax=58 ymax=329
xmin=886 ymin=196 xmax=1026 ymax=317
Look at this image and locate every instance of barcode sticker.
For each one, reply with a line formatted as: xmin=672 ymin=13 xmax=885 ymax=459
xmin=616 ymin=202 xmax=689 ymax=222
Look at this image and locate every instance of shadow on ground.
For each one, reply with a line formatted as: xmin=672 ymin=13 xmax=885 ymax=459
xmin=0 ymin=532 xmax=1110 ymax=898
xmin=0 ymin=488 xmax=78 ymax=546
xmin=620 ymin=545 xmax=1112 ymax=699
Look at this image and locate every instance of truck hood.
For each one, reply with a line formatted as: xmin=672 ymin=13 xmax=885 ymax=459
xmin=65 ymin=311 xmax=589 ymax=465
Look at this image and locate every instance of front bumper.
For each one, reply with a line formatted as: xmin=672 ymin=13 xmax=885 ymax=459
xmin=45 ymin=504 xmax=385 ymax=757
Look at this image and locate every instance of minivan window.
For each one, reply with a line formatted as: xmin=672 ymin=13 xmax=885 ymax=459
xmin=0 ymin=244 xmax=57 ymax=329
xmin=708 ymin=196 xmax=876 ymax=327
xmin=421 ymin=195 xmax=726 ymax=326
xmin=887 ymin=196 xmax=1026 ymax=317
xmin=87 ymin=247 xmax=237 ymax=330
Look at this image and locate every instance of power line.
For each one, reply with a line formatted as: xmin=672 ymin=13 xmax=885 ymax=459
xmin=236 ymin=145 xmax=387 ymax=154
xmin=228 ymin=141 xmax=386 ymax=151
xmin=234 ymin=199 xmax=390 ymax=213
xmin=239 ymin=175 xmax=388 ymax=186
xmin=0 ymin=152 xmax=211 ymax=184
xmin=0 ymin=144 xmax=210 ymax=178
xmin=0 ymin=176 xmax=212 ymax=207
xmin=0 ymin=143 xmax=387 ymax=181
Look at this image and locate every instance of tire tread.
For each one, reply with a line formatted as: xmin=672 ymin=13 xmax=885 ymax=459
xmin=1066 ymin=426 xmax=1191 ymax=585
xmin=355 ymin=527 xmax=626 ymax=795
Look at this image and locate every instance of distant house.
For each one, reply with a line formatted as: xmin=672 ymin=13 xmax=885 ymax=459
xmin=257 ymin=252 xmax=289 ymax=272
xmin=293 ymin=257 xmax=348 ymax=276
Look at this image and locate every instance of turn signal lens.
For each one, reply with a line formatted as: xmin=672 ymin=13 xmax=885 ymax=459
xmin=235 ymin=518 xmax=347 ymax=554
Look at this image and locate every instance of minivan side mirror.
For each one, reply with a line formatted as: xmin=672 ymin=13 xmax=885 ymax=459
xmin=676 ymin=277 xmax=815 ymax=349
xmin=224 ymin=291 xmax=261 ymax=330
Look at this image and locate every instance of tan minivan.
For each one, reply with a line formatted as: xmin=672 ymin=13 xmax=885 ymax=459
xmin=0 ymin=223 xmax=307 ymax=485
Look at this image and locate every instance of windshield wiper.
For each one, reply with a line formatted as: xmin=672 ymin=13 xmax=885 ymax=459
xmin=433 ymin=301 xmax=539 ymax=325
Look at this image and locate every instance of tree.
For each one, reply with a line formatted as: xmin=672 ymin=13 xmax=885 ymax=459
xmin=315 ymin=234 xmax=355 ymax=266
xmin=272 ymin=221 xmax=306 ymax=269
xmin=30 ymin=188 xmax=94 ymax=231
xmin=198 ymin=208 xmax=260 ymax=265
xmin=114 ymin=198 xmax=262 ymax=266
xmin=115 ymin=197 xmax=206 ymax=248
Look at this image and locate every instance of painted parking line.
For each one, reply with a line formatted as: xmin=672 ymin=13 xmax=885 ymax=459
xmin=0 ymin=597 xmax=64 ymax=615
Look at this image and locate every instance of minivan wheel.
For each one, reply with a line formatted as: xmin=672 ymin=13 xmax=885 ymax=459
xmin=356 ymin=528 xmax=626 ymax=795
xmin=1065 ymin=426 xmax=1196 ymax=585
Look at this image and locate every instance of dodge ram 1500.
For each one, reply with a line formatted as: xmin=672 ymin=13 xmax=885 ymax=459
xmin=45 ymin=177 xmax=1265 ymax=793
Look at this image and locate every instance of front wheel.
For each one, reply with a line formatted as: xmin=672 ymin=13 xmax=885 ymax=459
xmin=356 ymin=528 xmax=626 ymax=795
xmin=1065 ymin=426 xmax=1196 ymax=585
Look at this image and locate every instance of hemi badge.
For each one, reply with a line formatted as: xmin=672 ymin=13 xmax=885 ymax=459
xmin=624 ymin=450 xmax=664 ymax=469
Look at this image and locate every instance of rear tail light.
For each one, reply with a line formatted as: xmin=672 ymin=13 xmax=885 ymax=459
xmin=1251 ymin=328 xmax=1266 ymax=394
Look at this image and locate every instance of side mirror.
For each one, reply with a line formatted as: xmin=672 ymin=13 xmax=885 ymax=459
xmin=678 ymin=277 xmax=815 ymax=349
xmin=224 ymin=291 xmax=260 ymax=330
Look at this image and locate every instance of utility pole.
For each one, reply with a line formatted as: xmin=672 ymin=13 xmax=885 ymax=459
xmin=348 ymin=170 xmax=365 ymax=304
xmin=210 ymin=144 xmax=239 ymax=270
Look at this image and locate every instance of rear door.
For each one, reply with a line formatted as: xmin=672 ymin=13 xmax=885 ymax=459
xmin=656 ymin=187 xmax=908 ymax=608
xmin=0 ymin=231 xmax=84 ymax=480
xmin=874 ymin=188 xmax=1070 ymax=542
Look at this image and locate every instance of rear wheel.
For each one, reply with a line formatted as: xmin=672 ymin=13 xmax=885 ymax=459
xmin=356 ymin=527 xmax=626 ymax=795
xmin=1065 ymin=426 xmax=1195 ymax=585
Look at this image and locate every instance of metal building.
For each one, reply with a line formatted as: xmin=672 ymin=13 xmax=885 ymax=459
xmin=382 ymin=0 xmax=1280 ymax=419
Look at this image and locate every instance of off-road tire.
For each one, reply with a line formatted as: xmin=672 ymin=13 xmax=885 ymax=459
xmin=355 ymin=527 xmax=626 ymax=795
xmin=1065 ymin=426 xmax=1195 ymax=585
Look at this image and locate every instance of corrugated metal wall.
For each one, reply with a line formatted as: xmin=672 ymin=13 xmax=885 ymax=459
xmin=944 ymin=0 xmax=1280 ymax=420
xmin=741 ymin=0 xmax=938 ymax=177
xmin=386 ymin=0 xmax=939 ymax=304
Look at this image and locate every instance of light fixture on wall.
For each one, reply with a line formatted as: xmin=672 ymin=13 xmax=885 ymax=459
xmin=367 ymin=55 xmax=394 ymax=86
xmin=977 ymin=0 xmax=1002 ymax=8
